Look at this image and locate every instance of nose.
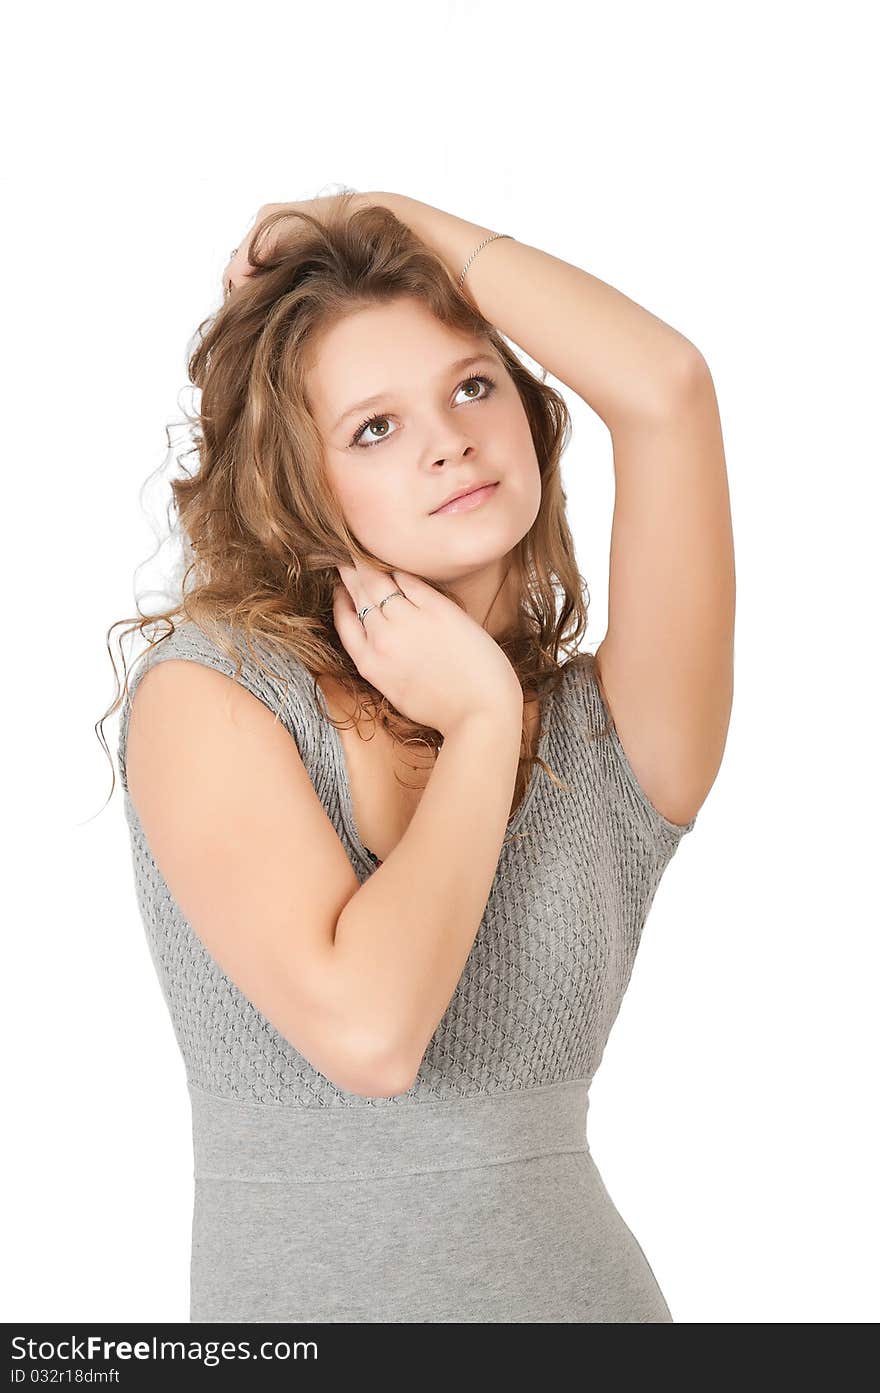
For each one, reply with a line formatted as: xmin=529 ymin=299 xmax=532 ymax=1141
xmin=429 ymin=437 xmax=478 ymax=469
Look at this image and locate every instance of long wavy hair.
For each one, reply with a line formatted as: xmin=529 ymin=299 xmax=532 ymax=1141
xmin=97 ymin=191 xmax=603 ymax=827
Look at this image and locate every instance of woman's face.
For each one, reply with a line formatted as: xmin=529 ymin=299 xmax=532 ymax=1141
xmin=306 ymin=297 xmax=542 ymax=591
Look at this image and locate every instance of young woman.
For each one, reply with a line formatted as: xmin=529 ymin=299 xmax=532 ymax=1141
xmin=108 ymin=190 xmax=734 ymax=1322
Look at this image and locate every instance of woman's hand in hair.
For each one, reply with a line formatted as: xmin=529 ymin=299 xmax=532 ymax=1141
xmin=222 ymin=193 xmax=371 ymax=296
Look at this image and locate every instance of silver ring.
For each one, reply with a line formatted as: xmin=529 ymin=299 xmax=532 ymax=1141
xmin=230 ymin=246 xmax=239 ymax=258
xmin=357 ymin=590 xmax=405 ymax=628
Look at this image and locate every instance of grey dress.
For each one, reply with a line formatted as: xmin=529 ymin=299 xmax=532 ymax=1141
xmin=117 ymin=619 xmax=696 ymax=1323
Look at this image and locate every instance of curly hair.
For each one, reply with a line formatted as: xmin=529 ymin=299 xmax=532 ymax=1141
xmin=97 ymin=190 xmax=602 ymax=831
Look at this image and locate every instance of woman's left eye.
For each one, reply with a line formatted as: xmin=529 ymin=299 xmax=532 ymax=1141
xmin=349 ymin=374 xmax=498 ymax=449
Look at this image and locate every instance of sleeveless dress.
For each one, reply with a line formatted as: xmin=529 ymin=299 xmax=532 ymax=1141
xmin=116 ymin=618 xmax=696 ymax=1323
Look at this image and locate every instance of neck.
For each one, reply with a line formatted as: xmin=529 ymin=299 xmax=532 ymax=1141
xmin=446 ymin=556 xmax=522 ymax=640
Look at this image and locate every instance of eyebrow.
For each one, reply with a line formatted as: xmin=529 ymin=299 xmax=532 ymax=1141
xmin=332 ymin=353 xmax=498 ymax=434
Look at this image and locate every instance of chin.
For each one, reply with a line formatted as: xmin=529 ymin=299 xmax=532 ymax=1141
xmin=417 ymin=539 xmax=526 ymax=585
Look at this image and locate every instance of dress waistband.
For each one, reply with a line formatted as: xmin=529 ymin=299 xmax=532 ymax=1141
xmin=188 ymin=1077 xmax=591 ymax=1184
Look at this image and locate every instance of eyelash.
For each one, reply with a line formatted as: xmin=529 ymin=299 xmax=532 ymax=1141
xmin=349 ymin=374 xmax=498 ymax=449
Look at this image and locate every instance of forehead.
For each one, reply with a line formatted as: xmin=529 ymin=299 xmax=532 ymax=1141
xmin=308 ymin=299 xmax=492 ymax=421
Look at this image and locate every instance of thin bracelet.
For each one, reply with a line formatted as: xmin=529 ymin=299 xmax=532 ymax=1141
xmin=459 ymin=232 xmax=514 ymax=288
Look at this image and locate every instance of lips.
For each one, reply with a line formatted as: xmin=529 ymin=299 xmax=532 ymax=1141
xmin=430 ymin=480 xmax=499 ymax=514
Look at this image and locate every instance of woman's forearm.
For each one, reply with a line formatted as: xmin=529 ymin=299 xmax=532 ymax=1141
xmin=328 ymin=701 xmax=524 ymax=1093
xmin=368 ymin=190 xmax=703 ymax=429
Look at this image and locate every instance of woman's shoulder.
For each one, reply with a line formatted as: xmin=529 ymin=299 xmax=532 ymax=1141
xmin=127 ymin=616 xmax=316 ymax=691
xmin=118 ymin=617 xmax=323 ymax=787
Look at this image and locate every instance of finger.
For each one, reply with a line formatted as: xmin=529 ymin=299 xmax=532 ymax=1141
xmin=390 ymin=568 xmax=430 ymax=605
xmin=332 ymin=581 xmax=368 ymax=660
xmin=333 ymin=578 xmax=357 ymax=619
xmin=340 ymin=557 xmax=387 ymax=612
xmin=336 ymin=562 xmax=359 ymax=597
xmin=351 ymin=557 xmax=405 ymax=598
xmin=223 ymin=217 xmax=262 ymax=292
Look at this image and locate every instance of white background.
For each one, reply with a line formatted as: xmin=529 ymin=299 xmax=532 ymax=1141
xmin=3 ymin=0 xmax=877 ymax=1324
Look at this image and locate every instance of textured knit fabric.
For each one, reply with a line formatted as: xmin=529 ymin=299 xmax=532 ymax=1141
xmin=117 ymin=618 xmax=696 ymax=1322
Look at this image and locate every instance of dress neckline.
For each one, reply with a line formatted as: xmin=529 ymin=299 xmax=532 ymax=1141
xmin=318 ymin=679 xmax=560 ymax=875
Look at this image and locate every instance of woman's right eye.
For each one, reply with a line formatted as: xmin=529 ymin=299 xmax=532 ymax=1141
xmin=349 ymin=374 xmax=497 ymax=450
xmin=350 ymin=414 xmax=397 ymax=449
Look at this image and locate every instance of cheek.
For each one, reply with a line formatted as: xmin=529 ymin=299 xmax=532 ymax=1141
xmin=329 ymin=464 xmax=385 ymax=526
xmin=504 ymin=426 xmax=543 ymax=510
xmin=508 ymin=468 xmax=543 ymax=534
xmin=333 ymin=468 xmax=420 ymax=555
xmin=503 ymin=457 xmax=544 ymax=539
